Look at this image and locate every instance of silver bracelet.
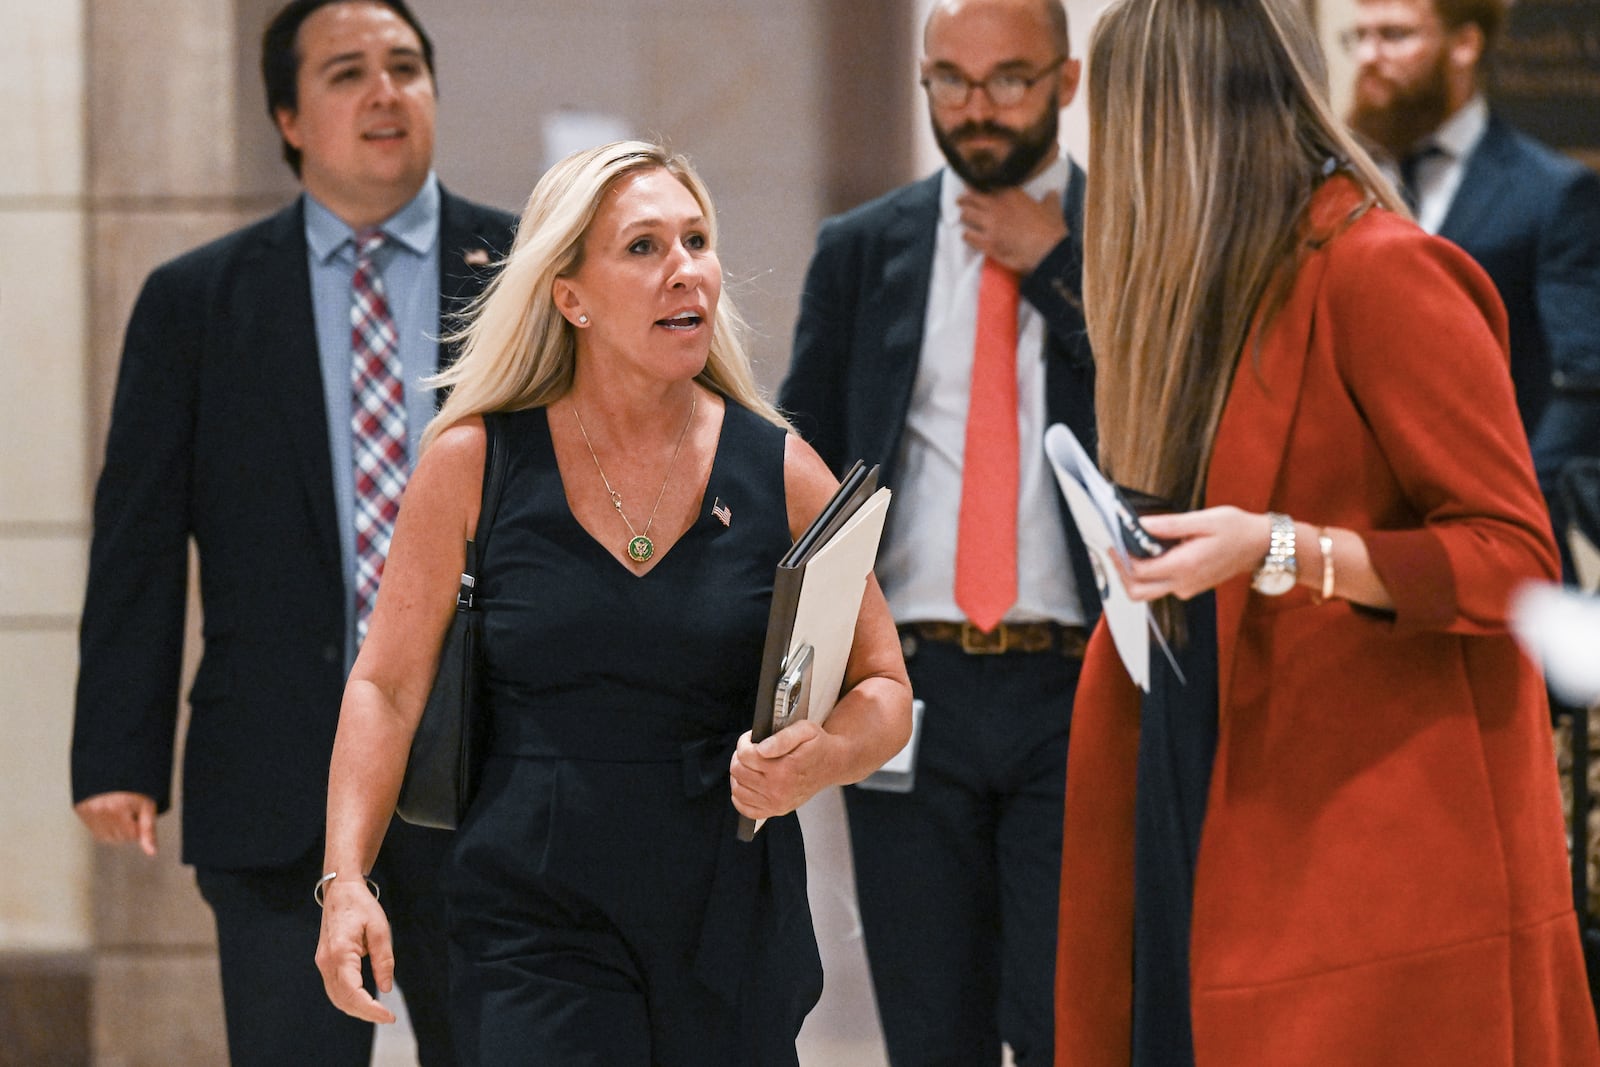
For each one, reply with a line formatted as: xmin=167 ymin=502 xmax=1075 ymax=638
xmin=313 ymin=871 xmax=380 ymax=908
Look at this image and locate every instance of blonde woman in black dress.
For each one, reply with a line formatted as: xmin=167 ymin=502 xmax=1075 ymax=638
xmin=314 ymin=141 xmax=912 ymax=1065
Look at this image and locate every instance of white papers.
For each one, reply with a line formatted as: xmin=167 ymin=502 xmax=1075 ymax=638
xmin=1511 ymin=581 xmax=1600 ymax=705
xmin=785 ymin=487 xmax=893 ymax=727
xmin=1043 ymin=423 xmax=1157 ymax=690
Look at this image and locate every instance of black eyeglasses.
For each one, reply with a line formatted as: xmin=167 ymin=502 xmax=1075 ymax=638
xmin=1337 ymin=25 xmax=1428 ymax=54
xmin=920 ymin=57 xmax=1066 ymax=108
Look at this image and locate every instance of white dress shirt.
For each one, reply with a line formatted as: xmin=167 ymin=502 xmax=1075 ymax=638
xmin=877 ymin=154 xmax=1084 ymax=626
xmin=1392 ymin=95 xmax=1488 ymax=235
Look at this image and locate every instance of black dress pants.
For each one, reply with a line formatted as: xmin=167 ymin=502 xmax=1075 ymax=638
xmin=845 ymin=638 xmax=1080 ymax=1067
xmin=195 ymin=817 xmax=455 ymax=1066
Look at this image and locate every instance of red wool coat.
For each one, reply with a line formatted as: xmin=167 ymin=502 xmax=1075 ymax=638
xmin=1055 ymin=177 xmax=1600 ymax=1066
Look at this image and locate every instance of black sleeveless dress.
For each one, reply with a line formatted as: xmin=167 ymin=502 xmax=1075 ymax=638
xmin=443 ymin=402 xmax=822 ymax=1067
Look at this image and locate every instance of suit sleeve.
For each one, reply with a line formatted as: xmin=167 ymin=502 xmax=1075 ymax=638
xmin=777 ymin=218 xmax=858 ymax=472
xmin=71 ymin=266 xmax=200 ymax=811
xmin=1324 ymin=226 xmax=1559 ymax=634
xmin=1527 ymin=166 xmax=1600 ymax=496
xmin=1018 ymin=233 xmax=1087 ymax=343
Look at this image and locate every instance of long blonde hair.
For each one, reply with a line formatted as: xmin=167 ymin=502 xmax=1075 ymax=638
xmin=422 ymin=140 xmax=787 ymax=452
xmin=1085 ymin=0 xmax=1403 ymax=507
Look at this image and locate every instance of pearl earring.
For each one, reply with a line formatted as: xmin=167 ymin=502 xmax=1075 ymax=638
xmin=577 ymin=314 xmax=589 ymax=325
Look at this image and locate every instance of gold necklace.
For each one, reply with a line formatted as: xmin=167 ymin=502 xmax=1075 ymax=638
xmin=572 ymin=394 xmax=697 ymax=564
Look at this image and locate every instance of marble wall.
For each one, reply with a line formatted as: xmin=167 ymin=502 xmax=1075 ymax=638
xmin=1 ymin=0 xmax=92 ymax=959
xmin=0 ymin=2 xmax=97 ymax=1062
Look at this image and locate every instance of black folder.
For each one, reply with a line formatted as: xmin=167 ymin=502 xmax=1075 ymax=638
xmin=737 ymin=461 xmax=883 ymax=841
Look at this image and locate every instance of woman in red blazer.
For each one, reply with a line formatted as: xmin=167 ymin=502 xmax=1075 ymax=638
xmin=1055 ymin=0 xmax=1600 ymax=1064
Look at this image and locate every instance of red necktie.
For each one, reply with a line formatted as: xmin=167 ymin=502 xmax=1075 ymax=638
xmin=350 ymin=229 xmax=408 ymax=643
xmin=955 ymin=258 xmax=1020 ymax=633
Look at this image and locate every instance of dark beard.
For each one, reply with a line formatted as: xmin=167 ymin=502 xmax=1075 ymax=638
xmin=933 ymin=93 xmax=1060 ymax=191
xmin=1347 ymin=56 xmax=1453 ymax=159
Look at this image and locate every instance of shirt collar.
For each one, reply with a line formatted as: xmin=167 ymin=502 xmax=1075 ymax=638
xmin=1422 ymin=95 xmax=1487 ymax=163
xmin=304 ymin=171 xmax=441 ymax=264
xmin=939 ymin=149 xmax=1072 ymax=226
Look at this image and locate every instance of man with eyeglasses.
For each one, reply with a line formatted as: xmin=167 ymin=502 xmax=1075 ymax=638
xmin=779 ymin=0 xmax=1097 ymax=1063
xmin=1345 ymin=0 xmax=1600 ymax=576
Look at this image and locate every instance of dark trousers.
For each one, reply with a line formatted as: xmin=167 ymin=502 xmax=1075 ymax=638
xmin=194 ymin=817 xmax=456 ymax=1067
xmin=845 ymin=639 xmax=1079 ymax=1067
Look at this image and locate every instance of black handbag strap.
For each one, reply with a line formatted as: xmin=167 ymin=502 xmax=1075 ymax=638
xmin=459 ymin=411 xmax=509 ymax=609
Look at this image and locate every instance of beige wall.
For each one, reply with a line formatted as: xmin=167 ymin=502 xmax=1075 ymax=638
xmin=1320 ymin=0 xmax=1361 ymax=120
xmin=0 ymin=0 xmax=93 ymax=960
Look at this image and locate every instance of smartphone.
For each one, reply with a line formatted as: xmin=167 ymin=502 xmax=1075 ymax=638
xmin=1113 ymin=484 xmax=1176 ymax=559
xmin=772 ymin=644 xmax=814 ymax=732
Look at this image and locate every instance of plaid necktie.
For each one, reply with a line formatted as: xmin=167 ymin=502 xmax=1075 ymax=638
xmin=954 ymin=257 xmax=1020 ymax=633
xmin=350 ymin=228 xmax=407 ymax=643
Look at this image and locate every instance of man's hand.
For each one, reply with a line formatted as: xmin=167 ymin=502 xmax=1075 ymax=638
xmin=957 ymin=187 xmax=1069 ymax=275
xmin=74 ymin=791 xmax=158 ymax=856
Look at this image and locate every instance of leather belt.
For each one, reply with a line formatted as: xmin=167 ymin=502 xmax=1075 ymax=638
xmin=900 ymin=620 xmax=1089 ymax=658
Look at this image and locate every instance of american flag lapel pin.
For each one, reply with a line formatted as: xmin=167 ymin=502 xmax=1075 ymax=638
xmin=712 ymin=497 xmax=732 ymax=527
xmin=463 ymin=247 xmax=490 ymax=267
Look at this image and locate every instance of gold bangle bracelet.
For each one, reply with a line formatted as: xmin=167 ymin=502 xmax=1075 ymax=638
xmin=1317 ymin=528 xmax=1335 ymax=602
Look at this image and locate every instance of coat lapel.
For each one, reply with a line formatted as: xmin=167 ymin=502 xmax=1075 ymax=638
xmin=1437 ymin=118 xmax=1514 ymax=243
xmin=866 ymin=175 xmax=941 ymax=481
xmin=1204 ymin=180 xmax=1355 ymax=711
xmin=247 ymin=201 xmax=342 ymax=578
xmin=436 ymin=186 xmax=511 ymax=373
xmin=1046 ymin=163 xmax=1103 ymax=626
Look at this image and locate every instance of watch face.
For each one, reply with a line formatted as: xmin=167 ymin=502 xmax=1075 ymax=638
xmin=1253 ymin=566 xmax=1297 ymax=596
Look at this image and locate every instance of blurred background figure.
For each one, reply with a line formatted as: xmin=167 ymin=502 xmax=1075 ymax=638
xmin=1343 ymin=0 xmax=1600 ymax=572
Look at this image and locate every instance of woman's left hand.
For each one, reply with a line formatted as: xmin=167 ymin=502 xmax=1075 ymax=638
xmin=1117 ymin=506 xmax=1271 ymax=601
xmin=729 ymin=721 xmax=837 ymax=820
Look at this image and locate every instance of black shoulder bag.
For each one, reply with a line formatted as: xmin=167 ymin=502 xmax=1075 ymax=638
xmin=396 ymin=413 xmax=508 ymax=829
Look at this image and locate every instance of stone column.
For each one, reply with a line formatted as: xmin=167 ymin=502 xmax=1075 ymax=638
xmin=0 ymin=2 xmax=94 ymax=1063
xmin=78 ymin=1 xmax=293 ymax=1062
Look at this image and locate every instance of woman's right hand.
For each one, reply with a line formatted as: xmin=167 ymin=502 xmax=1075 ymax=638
xmin=1117 ymin=506 xmax=1270 ymax=601
xmin=314 ymin=879 xmax=398 ymax=1024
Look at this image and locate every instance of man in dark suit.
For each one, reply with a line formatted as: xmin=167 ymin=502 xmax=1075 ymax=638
xmin=778 ymin=1 xmax=1097 ymax=1062
xmin=70 ymin=2 xmax=513 ymax=1063
xmin=1345 ymin=0 xmax=1600 ymax=555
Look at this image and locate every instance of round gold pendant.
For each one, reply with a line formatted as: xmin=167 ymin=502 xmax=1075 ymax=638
xmin=627 ymin=535 xmax=655 ymax=563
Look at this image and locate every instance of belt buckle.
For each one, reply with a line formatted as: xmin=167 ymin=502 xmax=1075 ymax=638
xmin=959 ymin=622 xmax=1007 ymax=654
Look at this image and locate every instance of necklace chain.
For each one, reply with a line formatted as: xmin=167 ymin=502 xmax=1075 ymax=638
xmin=572 ymin=394 xmax=697 ymax=564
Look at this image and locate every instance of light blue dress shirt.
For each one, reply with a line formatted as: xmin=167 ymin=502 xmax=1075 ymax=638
xmin=304 ymin=173 xmax=442 ymax=669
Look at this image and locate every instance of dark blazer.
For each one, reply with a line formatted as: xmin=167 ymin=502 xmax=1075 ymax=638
xmin=778 ymin=167 xmax=1101 ymax=626
xmin=1439 ymin=114 xmax=1600 ymax=499
xmin=71 ymin=188 xmax=515 ymax=870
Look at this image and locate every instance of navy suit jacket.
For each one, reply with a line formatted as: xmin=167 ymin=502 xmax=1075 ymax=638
xmin=71 ymin=188 xmax=516 ymax=869
xmin=778 ymin=168 xmax=1102 ymax=629
xmin=1439 ymin=114 xmax=1600 ymax=503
